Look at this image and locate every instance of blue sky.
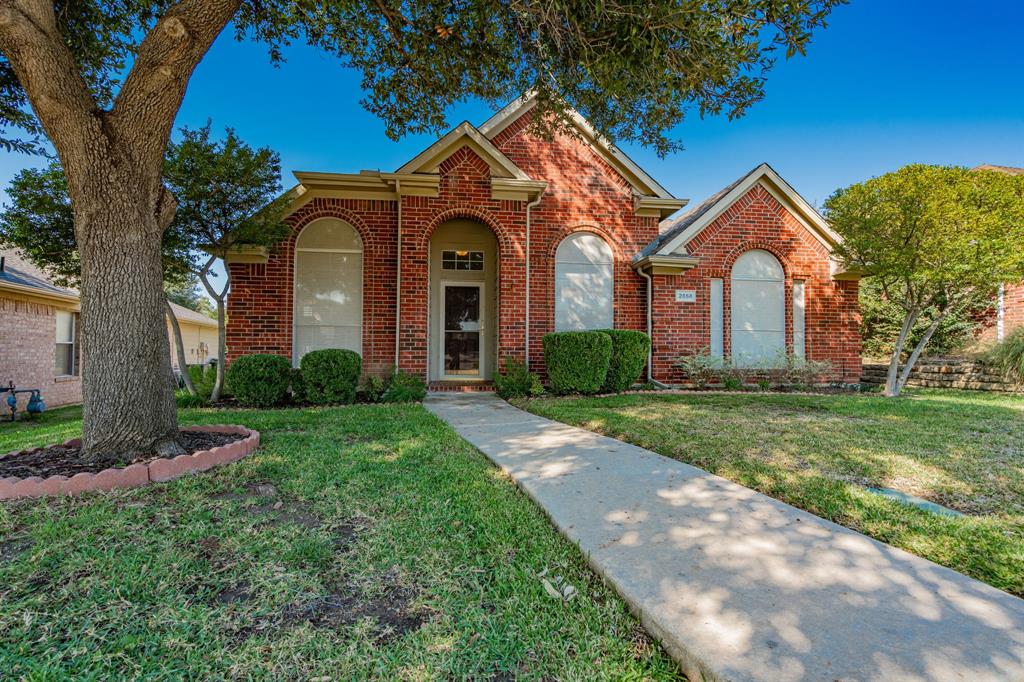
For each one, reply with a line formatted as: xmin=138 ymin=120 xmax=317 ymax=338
xmin=1 ymin=0 xmax=1022 ymax=287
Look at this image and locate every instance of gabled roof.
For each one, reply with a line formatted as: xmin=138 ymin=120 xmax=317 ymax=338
xmin=0 ymin=248 xmax=78 ymax=303
xmin=973 ymin=163 xmax=1024 ymax=175
xmin=478 ymin=93 xmax=679 ymax=201
xmin=640 ymin=163 xmax=840 ymax=259
xmin=396 ymin=121 xmax=530 ymax=179
xmin=168 ymin=302 xmax=218 ymax=328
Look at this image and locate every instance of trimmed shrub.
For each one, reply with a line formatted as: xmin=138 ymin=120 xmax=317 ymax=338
xmin=380 ymin=369 xmax=427 ymax=403
xmin=542 ymin=331 xmax=612 ymax=395
xmin=360 ymin=374 xmax=388 ymax=403
xmin=226 ymin=354 xmax=292 ymax=407
xmin=493 ymin=358 xmax=544 ymax=400
xmin=597 ymin=329 xmax=650 ymax=392
xmin=300 ymin=348 xmax=361 ymax=405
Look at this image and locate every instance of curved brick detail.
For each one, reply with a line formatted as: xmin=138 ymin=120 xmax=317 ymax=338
xmin=0 ymin=425 xmax=261 ymax=501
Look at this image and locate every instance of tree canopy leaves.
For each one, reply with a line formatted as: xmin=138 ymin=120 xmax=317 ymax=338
xmin=1 ymin=0 xmax=845 ymax=156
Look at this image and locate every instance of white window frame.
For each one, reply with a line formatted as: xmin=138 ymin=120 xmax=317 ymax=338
xmin=730 ymin=250 xmax=786 ymax=367
xmin=292 ymin=218 xmax=364 ymax=366
xmin=709 ymin=278 xmax=724 ymax=358
xmin=554 ymin=232 xmax=614 ymax=332
xmin=793 ymin=280 xmax=806 ymax=358
xmin=55 ymin=310 xmax=78 ymax=377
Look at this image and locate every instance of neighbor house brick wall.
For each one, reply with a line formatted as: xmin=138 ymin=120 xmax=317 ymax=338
xmin=1005 ymin=283 xmax=1024 ymax=337
xmin=649 ymin=184 xmax=862 ymax=383
xmin=0 ymin=295 xmax=82 ymax=409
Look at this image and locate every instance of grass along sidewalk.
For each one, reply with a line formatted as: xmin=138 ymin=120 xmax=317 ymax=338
xmin=0 ymin=404 xmax=682 ymax=680
xmin=523 ymin=389 xmax=1024 ymax=597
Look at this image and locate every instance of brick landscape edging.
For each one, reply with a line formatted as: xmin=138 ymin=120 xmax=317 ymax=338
xmin=0 ymin=425 xmax=260 ymax=501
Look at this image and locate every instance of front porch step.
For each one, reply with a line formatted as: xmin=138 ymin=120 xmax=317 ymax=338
xmin=427 ymin=381 xmax=495 ymax=393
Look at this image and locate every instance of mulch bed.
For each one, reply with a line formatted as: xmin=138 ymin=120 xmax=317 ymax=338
xmin=0 ymin=431 xmax=243 ymax=480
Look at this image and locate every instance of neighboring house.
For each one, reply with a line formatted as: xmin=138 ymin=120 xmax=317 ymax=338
xmin=0 ymin=248 xmax=218 ymax=408
xmin=973 ymin=164 xmax=1024 ymax=345
xmin=225 ymin=94 xmax=862 ymax=385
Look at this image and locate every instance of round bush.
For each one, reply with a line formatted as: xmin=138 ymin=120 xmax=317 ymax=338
xmin=597 ymin=329 xmax=651 ymax=392
xmin=300 ymin=348 xmax=362 ymax=405
xmin=542 ymin=331 xmax=612 ymax=395
xmin=226 ymin=354 xmax=292 ymax=407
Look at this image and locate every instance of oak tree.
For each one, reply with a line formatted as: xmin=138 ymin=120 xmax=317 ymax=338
xmin=0 ymin=0 xmax=843 ymax=459
xmin=826 ymin=165 xmax=1024 ymax=396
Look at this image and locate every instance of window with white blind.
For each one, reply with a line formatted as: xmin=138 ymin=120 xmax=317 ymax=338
xmin=554 ymin=232 xmax=614 ymax=331
xmin=55 ymin=310 xmax=78 ymax=376
xmin=730 ymin=250 xmax=785 ymax=366
xmin=293 ymin=218 xmax=363 ymax=365
xmin=709 ymin=278 xmax=724 ymax=358
xmin=793 ymin=280 xmax=806 ymax=358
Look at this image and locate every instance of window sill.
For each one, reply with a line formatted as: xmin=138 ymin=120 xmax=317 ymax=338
xmin=54 ymin=375 xmax=80 ymax=383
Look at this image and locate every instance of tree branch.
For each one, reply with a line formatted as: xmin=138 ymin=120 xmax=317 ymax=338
xmin=111 ymin=0 xmax=241 ymax=171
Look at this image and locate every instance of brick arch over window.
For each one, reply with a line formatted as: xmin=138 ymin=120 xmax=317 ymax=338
xmin=546 ymin=223 xmax=626 ymax=262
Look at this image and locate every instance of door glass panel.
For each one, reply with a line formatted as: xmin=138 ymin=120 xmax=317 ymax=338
xmin=444 ymin=286 xmax=481 ymax=375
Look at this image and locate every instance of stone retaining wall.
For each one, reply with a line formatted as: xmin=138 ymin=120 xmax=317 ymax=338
xmin=861 ymin=357 xmax=1020 ymax=392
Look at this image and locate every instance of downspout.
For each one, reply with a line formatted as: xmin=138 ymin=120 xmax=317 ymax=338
xmin=637 ymin=265 xmax=670 ymax=388
xmin=524 ymin=189 xmax=545 ymax=370
xmin=394 ymin=179 xmax=402 ymax=369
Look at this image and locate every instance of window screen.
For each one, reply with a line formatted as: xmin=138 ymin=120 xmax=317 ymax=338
xmin=793 ymin=280 xmax=806 ymax=358
xmin=554 ymin=232 xmax=613 ymax=331
xmin=730 ymin=250 xmax=785 ymax=367
xmin=293 ymin=219 xmax=363 ymax=364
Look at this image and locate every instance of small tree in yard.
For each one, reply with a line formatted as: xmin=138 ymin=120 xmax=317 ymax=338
xmin=0 ymin=0 xmax=842 ymax=461
xmin=164 ymin=123 xmax=289 ymax=402
xmin=826 ymin=165 xmax=1024 ymax=397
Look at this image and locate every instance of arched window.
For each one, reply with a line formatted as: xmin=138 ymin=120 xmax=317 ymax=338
xmin=554 ymin=232 xmax=614 ymax=331
xmin=730 ymin=250 xmax=785 ymax=366
xmin=293 ymin=218 xmax=363 ymax=365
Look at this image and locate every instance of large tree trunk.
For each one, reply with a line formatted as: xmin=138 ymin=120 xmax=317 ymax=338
xmin=78 ymin=189 xmax=184 ymax=462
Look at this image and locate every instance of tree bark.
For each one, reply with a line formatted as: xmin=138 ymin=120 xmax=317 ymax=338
xmin=78 ymin=185 xmax=184 ymax=461
xmin=166 ymin=297 xmax=197 ymax=396
xmin=895 ymin=313 xmax=946 ymax=396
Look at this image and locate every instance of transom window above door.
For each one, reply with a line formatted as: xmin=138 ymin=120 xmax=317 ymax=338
xmin=441 ymin=250 xmax=484 ymax=271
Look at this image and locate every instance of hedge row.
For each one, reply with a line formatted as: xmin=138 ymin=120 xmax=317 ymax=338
xmin=541 ymin=329 xmax=650 ymax=395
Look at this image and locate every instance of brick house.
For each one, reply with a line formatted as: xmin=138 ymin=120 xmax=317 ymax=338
xmin=225 ymin=94 xmax=862 ymax=385
xmin=0 ymin=248 xmax=218 ymax=409
xmin=974 ymin=165 xmax=1024 ymax=346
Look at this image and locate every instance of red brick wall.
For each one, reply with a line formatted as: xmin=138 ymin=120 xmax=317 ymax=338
xmin=0 ymin=295 xmax=82 ymax=409
xmin=649 ymin=184 xmax=862 ymax=383
xmin=1003 ymin=282 xmax=1024 ymax=337
xmin=493 ymin=114 xmax=658 ymax=370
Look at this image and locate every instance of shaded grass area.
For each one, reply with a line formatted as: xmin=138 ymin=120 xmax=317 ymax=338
xmin=523 ymin=390 xmax=1024 ymax=597
xmin=0 ymin=404 xmax=682 ymax=679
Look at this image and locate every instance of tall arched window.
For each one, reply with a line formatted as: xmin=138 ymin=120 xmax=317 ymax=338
xmin=554 ymin=232 xmax=614 ymax=331
xmin=293 ymin=218 xmax=363 ymax=365
xmin=730 ymin=249 xmax=784 ymax=366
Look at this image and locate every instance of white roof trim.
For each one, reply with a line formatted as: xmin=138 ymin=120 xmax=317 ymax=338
xmin=657 ymin=164 xmax=840 ymax=256
xmin=479 ymin=93 xmax=676 ymax=200
xmin=395 ymin=121 xmax=530 ymax=179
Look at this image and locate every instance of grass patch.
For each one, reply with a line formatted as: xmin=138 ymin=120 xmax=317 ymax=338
xmin=523 ymin=389 xmax=1024 ymax=597
xmin=0 ymin=404 xmax=681 ymax=679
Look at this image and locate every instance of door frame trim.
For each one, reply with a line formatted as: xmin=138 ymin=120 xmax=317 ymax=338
xmin=438 ymin=279 xmax=486 ymax=381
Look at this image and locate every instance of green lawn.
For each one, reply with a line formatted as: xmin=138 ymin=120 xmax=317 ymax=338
xmin=0 ymin=404 xmax=682 ymax=680
xmin=523 ymin=390 xmax=1024 ymax=597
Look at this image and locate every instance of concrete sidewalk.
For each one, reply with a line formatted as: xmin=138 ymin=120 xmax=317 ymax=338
xmin=425 ymin=393 xmax=1024 ymax=682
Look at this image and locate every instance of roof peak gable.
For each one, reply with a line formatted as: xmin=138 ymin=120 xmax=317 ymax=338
xmin=395 ymin=121 xmax=530 ymax=180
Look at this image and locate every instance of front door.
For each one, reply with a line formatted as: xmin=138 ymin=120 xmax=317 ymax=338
xmin=442 ymin=282 xmax=483 ymax=379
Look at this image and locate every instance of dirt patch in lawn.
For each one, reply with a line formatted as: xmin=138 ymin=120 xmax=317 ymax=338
xmin=0 ymin=431 xmax=243 ymax=479
xmin=0 ymin=536 xmax=32 ymax=563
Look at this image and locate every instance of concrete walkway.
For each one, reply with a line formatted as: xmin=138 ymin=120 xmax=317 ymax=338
xmin=425 ymin=393 xmax=1024 ymax=682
